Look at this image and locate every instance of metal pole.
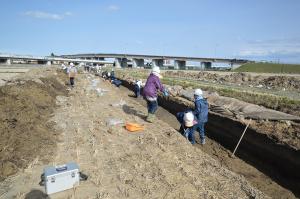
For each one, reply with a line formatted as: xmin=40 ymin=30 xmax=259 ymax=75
xmin=231 ymin=119 xmax=252 ymax=157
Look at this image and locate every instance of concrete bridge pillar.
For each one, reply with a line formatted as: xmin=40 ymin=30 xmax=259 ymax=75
xmin=115 ymin=58 xmax=128 ymax=68
xmin=46 ymin=61 xmax=52 ymax=66
xmin=94 ymin=57 xmax=104 ymax=61
xmin=174 ymin=60 xmax=186 ymax=70
xmin=114 ymin=58 xmax=122 ymax=68
xmin=201 ymin=62 xmax=212 ymax=69
xmin=121 ymin=58 xmax=128 ymax=68
xmin=152 ymin=59 xmax=164 ymax=68
xmin=132 ymin=58 xmax=144 ymax=68
xmin=6 ymin=58 xmax=11 ymax=65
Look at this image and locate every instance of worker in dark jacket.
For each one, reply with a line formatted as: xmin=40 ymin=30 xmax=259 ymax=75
xmin=193 ymin=89 xmax=209 ymax=144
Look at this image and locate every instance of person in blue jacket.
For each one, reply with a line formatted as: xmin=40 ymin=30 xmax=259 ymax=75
xmin=193 ymin=89 xmax=209 ymax=145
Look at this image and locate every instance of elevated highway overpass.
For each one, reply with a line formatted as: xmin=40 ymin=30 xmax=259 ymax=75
xmin=61 ymin=53 xmax=249 ymax=69
xmin=0 ymin=54 xmax=113 ymax=66
xmin=0 ymin=53 xmax=250 ymax=70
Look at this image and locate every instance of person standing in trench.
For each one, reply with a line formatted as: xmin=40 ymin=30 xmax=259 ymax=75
xmin=143 ymin=66 xmax=168 ymax=122
xmin=193 ymin=88 xmax=209 ymax=144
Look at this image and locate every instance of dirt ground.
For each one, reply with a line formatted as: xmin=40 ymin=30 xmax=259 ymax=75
xmin=163 ymin=71 xmax=300 ymax=91
xmin=0 ymin=69 xmax=268 ymax=199
xmin=0 ymin=68 xmax=68 ymax=182
xmin=0 ymin=64 xmax=40 ymax=86
xmin=119 ymin=87 xmax=298 ymax=199
xmin=118 ymin=73 xmax=300 ymax=151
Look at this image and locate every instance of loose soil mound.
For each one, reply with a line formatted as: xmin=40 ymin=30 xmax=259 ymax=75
xmin=164 ymin=71 xmax=300 ymax=90
xmin=0 ymin=72 xmax=67 ymax=181
xmin=120 ymin=74 xmax=300 ymax=150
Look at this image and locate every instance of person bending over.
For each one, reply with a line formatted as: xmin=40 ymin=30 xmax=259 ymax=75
xmin=142 ymin=66 xmax=168 ymax=122
xmin=176 ymin=111 xmax=197 ymax=144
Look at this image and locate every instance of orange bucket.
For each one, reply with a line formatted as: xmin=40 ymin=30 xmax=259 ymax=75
xmin=125 ymin=123 xmax=144 ymax=132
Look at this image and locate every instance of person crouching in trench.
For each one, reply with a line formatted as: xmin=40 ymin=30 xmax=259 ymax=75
xmin=176 ymin=111 xmax=197 ymax=144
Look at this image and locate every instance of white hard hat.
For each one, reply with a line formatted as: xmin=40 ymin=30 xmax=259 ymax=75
xmin=194 ymin=88 xmax=203 ymax=96
xmin=70 ymin=63 xmax=74 ymax=66
xmin=152 ymin=66 xmax=160 ymax=74
xmin=183 ymin=112 xmax=194 ymax=127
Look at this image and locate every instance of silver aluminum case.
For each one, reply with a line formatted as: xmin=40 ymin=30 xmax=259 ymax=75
xmin=44 ymin=162 xmax=80 ymax=195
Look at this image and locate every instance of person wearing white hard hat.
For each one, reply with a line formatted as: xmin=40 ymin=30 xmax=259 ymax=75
xmin=143 ymin=66 xmax=168 ymax=122
xmin=134 ymin=79 xmax=143 ymax=98
xmin=194 ymin=88 xmax=203 ymax=96
xmin=176 ymin=111 xmax=197 ymax=144
xmin=193 ymin=88 xmax=209 ymax=144
xmin=68 ymin=63 xmax=77 ymax=87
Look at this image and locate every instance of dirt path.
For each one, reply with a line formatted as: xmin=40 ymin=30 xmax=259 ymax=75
xmin=0 ymin=72 xmax=267 ymax=199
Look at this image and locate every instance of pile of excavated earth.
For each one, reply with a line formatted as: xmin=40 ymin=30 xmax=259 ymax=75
xmin=119 ymin=72 xmax=300 ymax=150
xmin=164 ymin=71 xmax=300 ymax=90
xmin=0 ymin=69 xmax=68 ymax=181
xmin=0 ymin=67 xmax=270 ymax=198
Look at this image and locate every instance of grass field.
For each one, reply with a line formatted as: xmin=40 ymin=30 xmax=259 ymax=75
xmin=234 ymin=62 xmax=300 ymax=74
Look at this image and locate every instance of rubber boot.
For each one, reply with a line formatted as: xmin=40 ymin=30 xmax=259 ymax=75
xmin=201 ymin=138 xmax=206 ymax=145
xmin=146 ymin=113 xmax=155 ymax=123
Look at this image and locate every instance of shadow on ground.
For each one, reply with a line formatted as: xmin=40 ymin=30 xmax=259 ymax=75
xmin=25 ymin=189 xmax=49 ymax=199
xmin=122 ymin=104 xmax=145 ymax=120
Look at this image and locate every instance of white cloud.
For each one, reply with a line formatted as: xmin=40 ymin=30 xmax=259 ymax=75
xmin=239 ymin=49 xmax=270 ymax=56
xmin=239 ymin=37 xmax=300 ymax=57
xmin=107 ymin=5 xmax=120 ymax=11
xmin=64 ymin=11 xmax=73 ymax=16
xmin=24 ymin=11 xmax=73 ymax=20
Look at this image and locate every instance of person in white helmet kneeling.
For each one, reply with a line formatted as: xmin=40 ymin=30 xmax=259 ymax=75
xmin=193 ymin=89 xmax=209 ymax=144
xmin=176 ymin=111 xmax=197 ymax=144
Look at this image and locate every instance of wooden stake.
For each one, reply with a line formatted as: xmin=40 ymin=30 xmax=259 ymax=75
xmin=231 ymin=119 xmax=252 ymax=157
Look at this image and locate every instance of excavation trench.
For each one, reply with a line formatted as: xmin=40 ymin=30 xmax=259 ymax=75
xmin=120 ymin=79 xmax=300 ymax=198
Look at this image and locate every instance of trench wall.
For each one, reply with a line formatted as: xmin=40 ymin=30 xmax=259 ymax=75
xmin=121 ymin=79 xmax=300 ymax=194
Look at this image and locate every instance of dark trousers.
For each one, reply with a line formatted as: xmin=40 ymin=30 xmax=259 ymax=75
xmin=194 ymin=122 xmax=206 ymax=141
xmin=180 ymin=125 xmax=195 ymax=144
xmin=147 ymin=100 xmax=158 ymax=114
xmin=70 ymin=77 xmax=75 ymax=86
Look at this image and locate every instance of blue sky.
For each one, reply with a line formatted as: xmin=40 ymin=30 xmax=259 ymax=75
xmin=1 ymin=0 xmax=300 ymax=63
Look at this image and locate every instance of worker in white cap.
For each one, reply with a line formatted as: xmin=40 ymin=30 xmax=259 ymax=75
xmin=134 ymin=79 xmax=143 ymax=98
xmin=176 ymin=111 xmax=197 ymax=144
xmin=143 ymin=66 xmax=168 ymax=122
xmin=68 ymin=63 xmax=77 ymax=87
xmin=193 ymin=88 xmax=209 ymax=144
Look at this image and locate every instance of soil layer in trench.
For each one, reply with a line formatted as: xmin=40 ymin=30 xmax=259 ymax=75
xmin=119 ymin=83 xmax=298 ymax=199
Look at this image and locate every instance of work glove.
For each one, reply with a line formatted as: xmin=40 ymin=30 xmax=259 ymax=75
xmin=163 ymin=89 xmax=169 ymax=97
